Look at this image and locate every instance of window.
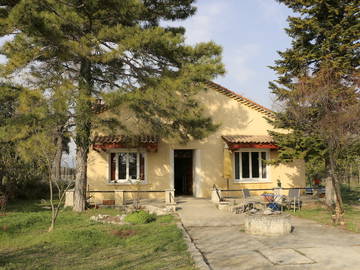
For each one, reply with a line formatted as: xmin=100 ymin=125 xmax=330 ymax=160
xmin=109 ymin=151 xmax=145 ymax=182
xmin=234 ymin=150 xmax=269 ymax=181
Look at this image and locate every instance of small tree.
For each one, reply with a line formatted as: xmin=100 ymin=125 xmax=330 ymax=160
xmin=19 ymin=130 xmax=73 ymax=232
xmin=0 ymin=83 xmax=72 ymax=231
xmin=271 ymin=66 xmax=360 ymax=223
xmin=0 ymin=84 xmax=45 ymax=211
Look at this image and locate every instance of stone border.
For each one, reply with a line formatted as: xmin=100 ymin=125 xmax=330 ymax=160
xmin=176 ymin=220 xmax=212 ymax=270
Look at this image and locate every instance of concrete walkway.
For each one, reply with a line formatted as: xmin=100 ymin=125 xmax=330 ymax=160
xmin=177 ymin=197 xmax=360 ymax=270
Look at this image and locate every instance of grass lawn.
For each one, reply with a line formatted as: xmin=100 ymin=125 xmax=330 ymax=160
xmin=290 ymin=186 xmax=360 ymax=233
xmin=0 ymin=201 xmax=196 ymax=270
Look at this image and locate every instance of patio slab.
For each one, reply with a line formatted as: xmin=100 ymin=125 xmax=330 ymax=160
xmin=177 ymin=197 xmax=360 ymax=270
xmin=258 ymin=248 xmax=315 ymax=265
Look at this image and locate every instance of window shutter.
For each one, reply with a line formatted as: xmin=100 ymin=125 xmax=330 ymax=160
xmin=110 ymin=153 xmax=116 ymax=180
xmin=140 ymin=153 xmax=145 ymax=180
xmin=234 ymin=152 xmax=240 ymax=179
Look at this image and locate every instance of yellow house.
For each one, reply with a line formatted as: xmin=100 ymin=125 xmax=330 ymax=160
xmin=87 ymin=81 xmax=305 ymax=204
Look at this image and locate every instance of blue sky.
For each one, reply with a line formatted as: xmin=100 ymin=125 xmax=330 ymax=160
xmin=165 ymin=0 xmax=293 ymax=109
xmin=0 ymin=1 xmax=293 ymax=109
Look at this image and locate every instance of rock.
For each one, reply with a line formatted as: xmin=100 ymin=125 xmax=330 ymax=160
xmin=143 ymin=205 xmax=173 ymax=216
xmin=263 ymin=209 xmax=273 ymax=215
xmin=90 ymin=214 xmax=126 ymax=225
xmin=217 ymin=202 xmax=231 ymax=212
xmin=249 ymin=208 xmax=258 ymax=214
xmin=125 ymin=205 xmax=138 ymax=214
xmin=98 ymin=214 xmax=110 ymax=219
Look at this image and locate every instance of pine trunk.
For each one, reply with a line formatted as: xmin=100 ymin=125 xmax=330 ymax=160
xmin=73 ymin=147 xmax=88 ymax=212
xmin=73 ymin=59 xmax=92 ymax=212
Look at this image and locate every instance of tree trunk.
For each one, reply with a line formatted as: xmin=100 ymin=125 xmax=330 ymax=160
xmin=48 ymin=132 xmax=64 ymax=232
xmin=348 ymin=164 xmax=352 ymax=190
xmin=325 ymin=176 xmax=336 ymax=207
xmin=73 ymin=59 xmax=92 ymax=212
xmin=51 ymin=133 xmax=63 ymax=184
xmin=325 ymin=157 xmax=335 ymax=207
xmin=329 ymin=152 xmax=344 ymax=224
xmin=73 ymin=147 xmax=88 ymax=212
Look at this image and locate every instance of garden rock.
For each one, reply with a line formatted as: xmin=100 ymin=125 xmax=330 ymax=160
xmin=90 ymin=214 xmax=127 ymax=225
xmin=249 ymin=208 xmax=258 ymax=214
xmin=143 ymin=205 xmax=174 ymax=216
xmin=263 ymin=209 xmax=273 ymax=215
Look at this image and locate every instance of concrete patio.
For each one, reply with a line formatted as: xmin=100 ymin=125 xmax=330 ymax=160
xmin=177 ymin=197 xmax=360 ymax=270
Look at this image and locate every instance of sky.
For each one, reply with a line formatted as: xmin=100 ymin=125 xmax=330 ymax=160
xmin=165 ymin=0 xmax=293 ymax=109
xmin=0 ymin=1 xmax=293 ymax=109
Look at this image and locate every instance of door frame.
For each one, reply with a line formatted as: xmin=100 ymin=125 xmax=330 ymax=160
xmin=170 ymin=149 xmax=201 ymax=197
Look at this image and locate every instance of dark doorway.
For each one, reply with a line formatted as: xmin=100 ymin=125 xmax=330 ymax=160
xmin=174 ymin=150 xmax=193 ymax=196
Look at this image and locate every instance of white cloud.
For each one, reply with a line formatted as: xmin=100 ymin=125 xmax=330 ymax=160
xmin=166 ymin=1 xmax=229 ymax=45
xmin=224 ymin=44 xmax=261 ymax=83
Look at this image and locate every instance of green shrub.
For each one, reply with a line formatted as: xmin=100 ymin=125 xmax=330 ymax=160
xmin=125 ymin=210 xmax=156 ymax=224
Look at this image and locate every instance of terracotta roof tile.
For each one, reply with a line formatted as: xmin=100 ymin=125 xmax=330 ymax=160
xmin=204 ymin=81 xmax=275 ymax=118
xmin=93 ymin=135 xmax=159 ymax=144
xmin=222 ymin=135 xmax=274 ymax=144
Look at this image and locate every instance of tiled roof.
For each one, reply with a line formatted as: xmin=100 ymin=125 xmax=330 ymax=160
xmin=93 ymin=135 xmax=160 ymax=144
xmin=222 ymin=135 xmax=274 ymax=144
xmin=94 ymin=82 xmax=274 ymax=118
xmin=204 ymin=81 xmax=275 ymax=118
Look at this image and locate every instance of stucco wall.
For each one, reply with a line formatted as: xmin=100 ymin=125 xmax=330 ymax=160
xmin=87 ymin=86 xmax=305 ymax=203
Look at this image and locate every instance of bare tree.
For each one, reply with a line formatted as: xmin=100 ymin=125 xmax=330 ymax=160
xmin=285 ymin=66 xmax=360 ymax=224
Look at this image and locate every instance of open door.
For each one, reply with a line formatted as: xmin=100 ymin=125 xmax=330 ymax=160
xmin=174 ymin=150 xmax=193 ymax=196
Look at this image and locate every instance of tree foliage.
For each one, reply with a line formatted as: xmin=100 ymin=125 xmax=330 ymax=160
xmin=271 ymin=0 xmax=359 ymax=92
xmin=0 ymin=84 xmax=45 ymax=203
xmin=270 ymin=0 xmax=360 ymax=223
xmin=0 ymin=0 xmax=224 ymax=211
xmin=270 ymin=0 xmax=359 ymax=169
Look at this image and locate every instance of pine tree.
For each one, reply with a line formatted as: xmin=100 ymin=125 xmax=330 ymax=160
xmin=0 ymin=1 xmax=224 ymax=211
xmin=270 ymin=0 xmax=360 ymax=223
xmin=271 ymin=0 xmax=359 ymax=87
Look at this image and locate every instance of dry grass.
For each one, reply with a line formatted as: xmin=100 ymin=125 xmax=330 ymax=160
xmin=291 ymin=186 xmax=360 ymax=232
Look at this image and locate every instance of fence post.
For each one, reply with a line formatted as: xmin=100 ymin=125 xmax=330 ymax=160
xmin=165 ymin=189 xmax=175 ymax=205
xmin=211 ymin=188 xmax=222 ymax=203
xmin=114 ymin=190 xmax=125 ymax=206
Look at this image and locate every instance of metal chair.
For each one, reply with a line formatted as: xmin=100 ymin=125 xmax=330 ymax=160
xmin=286 ymin=188 xmax=302 ymax=212
xmin=240 ymin=189 xmax=265 ymax=212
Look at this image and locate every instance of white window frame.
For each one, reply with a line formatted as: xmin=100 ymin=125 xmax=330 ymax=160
xmin=233 ymin=148 xmax=270 ymax=183
xmin=108 ymin=149 xmax=147 ymax=184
